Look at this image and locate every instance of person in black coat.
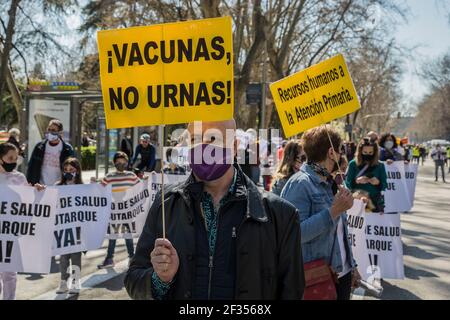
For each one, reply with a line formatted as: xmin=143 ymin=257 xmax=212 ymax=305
xmin=124 ymin=119 xmax=305 ymax=300
xmin=131 ymin=133 xmax=156 ymax=172
xmin=120 ymin=134 xmax=133 ymax=159
xmin=26 ymin=119 xmax=74 ymax=185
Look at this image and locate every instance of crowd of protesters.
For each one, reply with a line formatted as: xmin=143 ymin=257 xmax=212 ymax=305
xmin=0 ymin=117 xmax=447 ymax=301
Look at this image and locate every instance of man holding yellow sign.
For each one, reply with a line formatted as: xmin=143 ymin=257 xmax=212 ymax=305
xmin=270 ymin=54 xmax=360 ymax=137
xmin=97 ymin=17 xmax=234 ymax=129
xmin=97 ymin=17 xmax=305 ymax=300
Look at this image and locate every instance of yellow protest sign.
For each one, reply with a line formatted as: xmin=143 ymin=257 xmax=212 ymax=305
xmin=97 ymin=17 xmax=234 ymax=129
xmin=269 ymin=54 xmax=360 ymax=137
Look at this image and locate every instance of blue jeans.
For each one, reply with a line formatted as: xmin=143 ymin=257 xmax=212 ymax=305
xmin=106 ymin=239 xmax=134 ymax=259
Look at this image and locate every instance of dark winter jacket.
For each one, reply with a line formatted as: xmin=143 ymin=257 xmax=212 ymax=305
xmin=124 ymin=165 xmax=305 ymax=300
xmin=26 ymin=139 xmax=74 ymax=185
xmin=132 ymin=144 xmax=156 ymax=171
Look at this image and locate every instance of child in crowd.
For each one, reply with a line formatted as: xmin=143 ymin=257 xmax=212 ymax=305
xmin=97 ymin=152 xmax=140 ymax=269
xmin=55 ymin=157 xmax=85 ymax=294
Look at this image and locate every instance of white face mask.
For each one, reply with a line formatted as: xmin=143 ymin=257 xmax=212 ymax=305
xmin=47 ymin=132 xmax=60 ymax=142
xmin=385 ymin=141 xmax=394 ymax=149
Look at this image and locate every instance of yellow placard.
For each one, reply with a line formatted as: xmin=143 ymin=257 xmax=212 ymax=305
xmin=270 ymin=54 xmax=360 ymax=137
xmin=97 ymin=17 xmax=234 ymax=129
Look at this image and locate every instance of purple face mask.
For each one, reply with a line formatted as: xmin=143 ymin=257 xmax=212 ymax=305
xmin=189 ymin=143 xmax=233 ymax=181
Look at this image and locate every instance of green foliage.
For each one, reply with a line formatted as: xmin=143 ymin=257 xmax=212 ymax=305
xmin=0 ymin=93 xmax=18 ymax=128
xmin=80 ymin=145 xmax=96 ymax=170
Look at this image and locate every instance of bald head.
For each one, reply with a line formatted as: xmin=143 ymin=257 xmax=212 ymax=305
xmin=187 ymin=119 xmax=236 ymax=133
xmin=186 ymin=119 xmax=237 ymax=150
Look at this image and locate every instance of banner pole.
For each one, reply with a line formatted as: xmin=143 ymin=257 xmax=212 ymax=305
xmin=160 ymin=124 xmax=166 ymax=239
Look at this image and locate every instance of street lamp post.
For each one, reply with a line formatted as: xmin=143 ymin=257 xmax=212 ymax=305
xmin=260 ymin=54 xmax=267 ymax=130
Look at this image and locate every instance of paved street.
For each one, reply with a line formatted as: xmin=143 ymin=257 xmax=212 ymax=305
xmin=15 ymin=160 xmax=450 ymax=300
xmin=355 ymin=159 xmax=450 ymax=300
xmin=16 ymin=239 xmax=132 ymax=300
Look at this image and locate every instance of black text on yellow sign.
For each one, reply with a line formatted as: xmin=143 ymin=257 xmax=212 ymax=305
xmin=269 ymin=54 xmax=360 ymax=137
xmin=97 ymin=17 xmax=234 ymax=129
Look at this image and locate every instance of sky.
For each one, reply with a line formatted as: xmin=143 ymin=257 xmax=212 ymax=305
xmin=393 ymin=0 xmax=450 ymax=112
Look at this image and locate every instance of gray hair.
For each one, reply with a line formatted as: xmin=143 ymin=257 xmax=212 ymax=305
xmin=8 ymin=128 xmax=20 ymax=138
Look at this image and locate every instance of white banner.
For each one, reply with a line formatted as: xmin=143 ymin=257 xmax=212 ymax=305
xmin=348 ymin=203 xmax=404 ymax=281
xmin=108 ymin=174 xmax=188 ymax=239
xmin=108 ymin=179 xmax=152 ymax=239
xmin=347 ymin=199 xmax=372 ymax=282
xmin=384 ymin=161 xmax=411 ymax=213
xmin=52 ymin=184 xmax=112 ymax=256
xmin=404 ymin=163 xmax=418 ymax=209
xmin=0 ymin=185 xmax=57 ymax=273
xmin=365 ymin=213 xmax=405 ymax=279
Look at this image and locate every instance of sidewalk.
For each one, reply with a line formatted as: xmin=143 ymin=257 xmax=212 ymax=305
xmin=355 ymin=160 xmax=450 ymax=300
xmin=15 ymin=160 xmax=450 ymax=300
xmin=16 ymin=239 xmax=135 ymax=300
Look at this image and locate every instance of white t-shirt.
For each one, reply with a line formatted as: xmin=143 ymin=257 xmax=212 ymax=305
xmin=40 ymin=141 xmax=63 ymax=185
xmin=337 ymin=216 xmax=352 ymax=278
xmin=0 ymin=170 xmax=28 ymax=186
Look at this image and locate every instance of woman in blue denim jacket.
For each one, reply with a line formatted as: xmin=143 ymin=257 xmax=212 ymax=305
xmin=281 ymin=125 xmax=361 ymax=300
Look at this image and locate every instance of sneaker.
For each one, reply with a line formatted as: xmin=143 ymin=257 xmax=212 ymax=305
xmin=68 ymin=280 xmax=81 ymax=294
xmin=97 ymin=258 xmax=114 ymax=269
xmin=56 ymin=280 xmax=69 ymax=294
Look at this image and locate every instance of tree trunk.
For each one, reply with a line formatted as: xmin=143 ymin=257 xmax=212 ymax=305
xmin=0 ymin=38 xmax=23 ymax=129
xmin=235 ymin=0 xmax=266 ymax=116
xmin=0 ymin=0 xmax=21 ymax=113
xmin=200 ymin=0 xmax=221 ymax=18
xmin=5 ymin=62 xmax=22 ymax=127
xmin=264 ymin=101 xmax=274 ymax=129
